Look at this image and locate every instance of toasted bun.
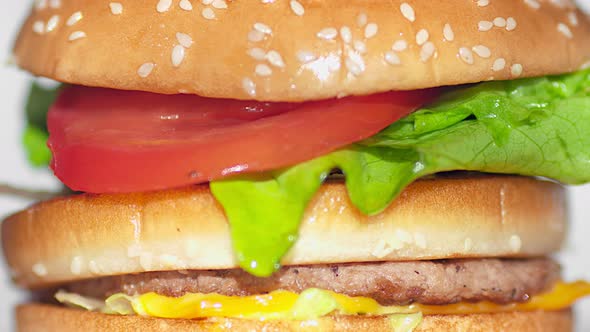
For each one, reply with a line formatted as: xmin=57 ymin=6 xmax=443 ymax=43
xmin=2 ymin=175 xmax=566 ymax=288
xmin=13 ymin=0 xmax=590 ymax=101
xmin=16 ymin=304 xmax=573 ymax=332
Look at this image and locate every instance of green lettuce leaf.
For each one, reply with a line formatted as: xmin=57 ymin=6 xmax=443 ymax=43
xmin=22 ymin=81 xmax=60 ymax=167
xmin=23 ymin=125 xmax=52 ymax=167
xmin=55 ymin=290 xmax=105 ymax=311
xmin=212 ymin=69 xmax=590 ymax=276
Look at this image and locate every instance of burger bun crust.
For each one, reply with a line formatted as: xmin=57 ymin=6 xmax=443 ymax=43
xmin=2 ymin=175 xmax=566 ymax=289
xmin=13 ymin=0 xmax=590 ymax=101
xmin=17 ymin=304 xmax=573 ymax=332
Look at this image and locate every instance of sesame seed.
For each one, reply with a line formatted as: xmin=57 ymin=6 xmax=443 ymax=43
xmin=549 ymin=0 xmax=567 ymax=8
xmin=32 ymin=263 xmax=48 ymax=277
xmin=70 ymin=256 xmax=83 ymax=275
xmin=472 ymin=45 xmax=491 ymax=58
xmin=464 ymin=238 xmax=473 ymax=251
xmin=415 ymin=29 xmax=429 ymax=46
xmin=248 ymin=29 xmax=265 ymax=42
xmin=157 ymin=0 xmax=172 ymax=13
xmin=364 ymin=23 xmax=378 ymax=39
xmin=492 ymin=58 xmax=506 ymax=71
xmin=242 ymin=77 xmax=256 ymax=96
xmin=357 ymin=12 xmax=368 ymax=27
xmin=509 ymin=235 xmax=522 ymax=252
xmin=506 ymin=17 xmax=517 ymax=31
xmin=477 ymin=0 xmax=489 ymax=6
xmin=266 ymin=50 xmax=285 ymax=68
xmin=345 ymin=52 xmax=365 ymax=76
xmin=137 ymin=62 xmax=156 ymax=78
xmin=171 ymin=45 xmax=185 ymax=67
xmin=400 ymin=3 xmax=415 ymax=22
xmin=392 ymin=40 xmax=407 ymax=51
xmin=254 ymin=23 xmax=273 ymax=35
xmin=458 ymin=47 xmax=474 ymax=64
xmin=340 ymin=26 xmax=352 ymax=44
xmin=212 ymin=0 xmax=227 ymax=9
xmin=478 ymin=20 xmax=493 ymax=31
xmin=46 ymin=15 xmax=59 ymax=32
xmin=247 ymin=47 xmax=266 ymax=61
xmin=88 ymin=261 xmax=100 ymax=274
xmin=255 ymin=63 xmax=273 ymax=76
xmin=353 ymin=40 xmax=367 ymax=54
xmin=384 ymin=51 xmax=401 ymax=65
xmin=49 ymin=0 xmax=61 ymax=8
xmin=511 ymin=63 xmax=523 ymax=77
xmin=202 ymin=0 xmax=214 ymax=4
xmin=109 ymin=2 xmax=123 ymax=15
xmin=524 ymin=0 xmax=540 ymax=9
xmin=66 ymin=11 xmax=83 ymax=26
xmin=317 ymin=27 xmax=338 ymax=40
xmin=33 ymin=21 xmax=45 ymax=34
xmin=179 ymin=0 xmax=193 ymax=10
xmin=68 ymin=31 xmax=87 ymax=41
xmin=568 ymin=12 xmax=578 ymax=26
xmin=202 ymin=8 xmax=215 ymax=19
xmin=395 ymin=229 xmax=412 ymax=244
xmin=443 ymin=23 xmax=454 ymax=41
xmin=297 ymin=50 xmax=316 ymax=63
xmin=160 ymin=254 xmax=183 ymax=268
xmin=420 ymin=42 xmax=435 ymax=62
xmin=176 ymin=32 xmax=193 ymax=48
xmin=35 ymin=0 xmax=48 ymax=10
xmin=493 ymin=17 xmax=506 ymax=27
xmin=290 ymin=0 xmax=304 ymax=16
xmin=371 ymin=240 xmax=394 ymax=258
xmin=557 ymin=22 xmax=573 ymax=38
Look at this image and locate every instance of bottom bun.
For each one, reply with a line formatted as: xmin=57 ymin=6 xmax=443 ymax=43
xmin=17 ymin=304 xmax=572 ymax=332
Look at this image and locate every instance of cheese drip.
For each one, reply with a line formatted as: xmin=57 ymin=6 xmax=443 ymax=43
xmin=56 ymin=281 xmax=590 ymax=320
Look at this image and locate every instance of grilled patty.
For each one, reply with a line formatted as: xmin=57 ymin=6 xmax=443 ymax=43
xmin=62 ymin=258 xmax=559 ymax=305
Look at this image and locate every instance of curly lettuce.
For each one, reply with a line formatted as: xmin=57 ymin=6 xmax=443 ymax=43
xmin=211 ymin=69 xmax=590 ymax=276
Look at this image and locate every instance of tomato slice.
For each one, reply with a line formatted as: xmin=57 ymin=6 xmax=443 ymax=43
xmin=48 ymin=86 xmax=438 ymax=193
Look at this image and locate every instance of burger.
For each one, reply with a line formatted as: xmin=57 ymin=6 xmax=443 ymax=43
xmin=3 ymin=0 xmax=590 ymax=331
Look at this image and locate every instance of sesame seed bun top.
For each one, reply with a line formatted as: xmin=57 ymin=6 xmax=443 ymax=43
xmin=2 ymin=175 xmax=566 ymax=289
xmin=12 ymin=0 xmax=590 ymax=101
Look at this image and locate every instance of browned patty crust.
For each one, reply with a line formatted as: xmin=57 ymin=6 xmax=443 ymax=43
xmin=64 ymin=258 xmax=558 ymax=306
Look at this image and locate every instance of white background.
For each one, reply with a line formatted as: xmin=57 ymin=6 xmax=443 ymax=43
xmin=1 ymin=2 xmax=590 ymax=331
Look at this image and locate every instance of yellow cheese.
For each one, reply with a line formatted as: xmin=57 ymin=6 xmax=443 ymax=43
xmin=57 ymin=281 xmax=590 ymax=321
xmin=127 ymin=281 xmax=590 ymax=319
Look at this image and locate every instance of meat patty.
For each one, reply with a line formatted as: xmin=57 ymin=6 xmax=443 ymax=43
xmin=64 ymin=258 xmax=559 ymax=306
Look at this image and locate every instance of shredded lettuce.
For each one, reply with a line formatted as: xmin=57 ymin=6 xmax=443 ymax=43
xmin=55 ymin=290 xmax=105 ymax=312
xmin=56 ymin=290 xmax=140 ymax=315
xmin=290 ymin=288 xmax=346 ymax=319
xmin=104 ymin=293 xmax=138 ymax=315
xmin=55 ymin=288 xmax=423 ymax=332
xmin=211 ymin=69 xmax=590 ymax=276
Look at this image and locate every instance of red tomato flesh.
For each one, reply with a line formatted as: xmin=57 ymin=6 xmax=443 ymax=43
xmin=48 ymin=86 xmax=438 ymax=193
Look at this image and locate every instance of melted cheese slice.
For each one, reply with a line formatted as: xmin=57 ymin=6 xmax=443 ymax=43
xmin=126 ymin=281 xmax=590 ymax=320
